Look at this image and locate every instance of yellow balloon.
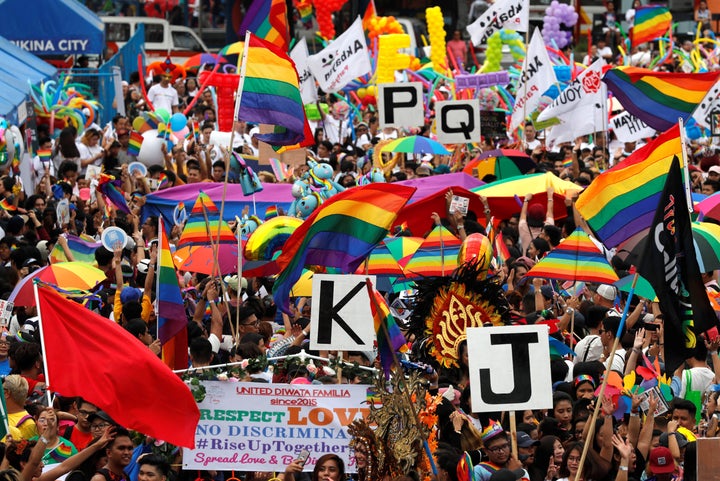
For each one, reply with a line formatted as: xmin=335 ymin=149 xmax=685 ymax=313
xmin=376 ymin=34 xmax=412 ymax=84
xmin=425 ymin=6 xmax=448 ymax=75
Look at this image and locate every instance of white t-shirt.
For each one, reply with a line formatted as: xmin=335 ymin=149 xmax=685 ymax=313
xmin=147 ymin=83 xmax=179 ymax=112
xmin=672 ymin=366 xmax=715 ymax=398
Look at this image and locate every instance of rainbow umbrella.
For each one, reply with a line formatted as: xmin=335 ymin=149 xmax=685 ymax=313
xmin=244 ymin=216 xmax=303 ymax=261
xmin=614 ymin=274 xmax=657 ymax=301
xmin=219 ymin=41 xmax=245 ymax=56
xmin=173 ymin=191 xmax=238 ymax=275
xmin=356 ymin=239 xmax=406 ymax=276
xmin=404 ymin=226 xmax=462 ymax=278
xmin=526 ymin=228 xmax=619 ymax=284
xmin=9 ymin=262 xmax=105 ymax=307
xmin=183 ymin=53 xmax=227 ymax=69
xmin=695 ymin=191 xmax=720 ymax=221
xmin=463 ymin=149 xmax=536 ymax=180
xmin=381 ymin=135 xmax=451 ymax=155
xmin=384 ymin=236 xmax=424 ymax=269
xmin=471 ymin=172 xmax=584 ymax=221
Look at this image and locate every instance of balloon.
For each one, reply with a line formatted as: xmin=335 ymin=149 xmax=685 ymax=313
xmin=175 ymin=126 xmax=190 ymax=139
xmin=376 ymin=34 xmax=412 ymax=84
xmin=425 ymin=6 xmax=448 ymax=74
xmin=155 ymin=108 xmax=171 ymax=124
xmin=170 ymin=112 xmax=188 ymax=132
xmin=132 ymin=116 xmax=148 ymax=133
xmin=137 ymin=130 xmax=166 ymax=166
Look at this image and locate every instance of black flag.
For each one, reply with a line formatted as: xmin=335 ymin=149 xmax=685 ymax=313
xmin=636 ymin=156 xmax=718 ymax=375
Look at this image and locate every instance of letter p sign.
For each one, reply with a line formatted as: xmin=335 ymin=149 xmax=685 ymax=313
xmin=467 ymin=325 xmax=553 ymax=412
xmin=436 ymin=99 xmax=481 ymax=144
xmin=378 ymin=82 xmax=424 ymax=129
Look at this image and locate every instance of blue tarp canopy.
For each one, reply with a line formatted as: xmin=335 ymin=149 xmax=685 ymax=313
xmin=0 ymin=0 xmax=104 ymax=55
xmin=0 ymin=36 xmax=56 ymax=123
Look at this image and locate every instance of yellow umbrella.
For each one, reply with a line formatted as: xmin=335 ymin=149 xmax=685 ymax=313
xmin=471 ymin=172 xmax=583 ymax=220
xmin=289 ymin=269 xmax=314 ymax=297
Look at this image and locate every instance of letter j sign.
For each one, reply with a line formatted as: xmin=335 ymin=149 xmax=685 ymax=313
xmin=467 ymin=325 xmax=552 ymax=412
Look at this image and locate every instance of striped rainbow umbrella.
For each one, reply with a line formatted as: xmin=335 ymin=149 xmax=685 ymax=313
xmin=526 ymin=228 xmax=619 ymax=284
xmin=692 ymin=221 xmax=720 ymax=273
xmin=404 ymin=226 xmax=462 ymax=278
xmin=381 ymin=135 xmax=451 ymax=155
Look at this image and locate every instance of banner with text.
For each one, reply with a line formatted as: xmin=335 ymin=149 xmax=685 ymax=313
xmin=183 ymin=382 xmax=369 ymax=471
xmin=610 ymin=111 xmax=655 ymax=143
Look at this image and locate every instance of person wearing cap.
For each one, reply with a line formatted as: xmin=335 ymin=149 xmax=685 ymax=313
xmin=112 ymin=247 xmax=156 ymax=324
xmin=708 ymin=164 xmax=720 ymax=181
xmin=474 ymin=422 xmax=527 ymax=481
xmin=647 ymin=446 xmax=677 ymax=480
xmin=516 ymin=431 xmax=540 ymax=470
xmin=593 ymin=284 xmax=620 ymax=314
xmin=147 ymin=73 xmax=179 ymax=113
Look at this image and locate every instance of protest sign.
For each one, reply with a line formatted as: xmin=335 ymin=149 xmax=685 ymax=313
xmin=183 ymin=382 xmax=370 ymax=471
xmin=467 ymin=325 xmax=552 ymax=413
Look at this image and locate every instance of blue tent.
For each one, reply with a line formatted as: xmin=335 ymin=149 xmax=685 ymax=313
xmin=0 ymin=36 xmax=56 ymax=124
xmin=0 ymin=0 xmax=104 ymax=56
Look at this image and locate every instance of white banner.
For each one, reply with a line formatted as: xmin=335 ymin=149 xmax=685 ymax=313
xmin=310 ymin=274 xmax=376 ymax=351
xmin=691 ymin=77 xmax=720 ymax=129
xmin=537 ymin=58 xmax=605 ymax=122
xmin=610 ymin=110 xmax=656 ymax=143
xmin=510 ymin=28 xmax=556 ymax=132
xmin=467 ymin=325 xmax=552 ymax=413
xmin=183 ymin=382 xmax=369 ymax=471
xmin=466 ymin=0 xmax=529 ymax=46
xmin=308 ymin=17 xmax=372 ymax=93
xmin=290 ymin=37 xmax=318 ymax=104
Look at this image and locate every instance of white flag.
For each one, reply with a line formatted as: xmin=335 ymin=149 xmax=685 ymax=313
xmin=307 ymin=17 xmax=372 ymax=93
xmin=510 ymin=28 xmax=556 ymax=132
xmin=545 ymin=94 xmax=606 ymax=148
xmin=537 ymin=58 xmax=605 ymax=122
xmin=466 ymin=0 xmax=529 ymax=47
xmin=610 ymin=111 xmax=656 ymax=143
xmin=691 ymin=77 xmax=720 ymax=129
xmin=290 ymin=38 xmax=318 ymax=104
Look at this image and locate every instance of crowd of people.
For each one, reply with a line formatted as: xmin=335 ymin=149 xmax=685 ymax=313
xmin=3 ymin=5 xmax=720 ymax=481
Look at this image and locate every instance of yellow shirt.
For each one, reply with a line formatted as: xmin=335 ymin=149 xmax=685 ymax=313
xmin=7 ymin=410 xmax=38 ymax=440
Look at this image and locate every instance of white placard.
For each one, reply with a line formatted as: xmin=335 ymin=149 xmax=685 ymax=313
xmin=467 ymin=325 xmax=552 ymax=412
xmin=610 ymin=111 xmax=656 ymax=143
xmin=435 ymin=99 xmax=481 ymax=144
xmin=101 ymin=226 xmax=129 ymax=251
xmin=0 ymin=299 xmax=13 ymax=327
xmin=377 ymin=82 xmax=424 ymax=129
xmin=182 ymin=381 xmax=369 ymax=471
xmin=449 ymin=195 xmax=469 ymax=215
xmin=310 ymin=274 xmax=376 ymax=351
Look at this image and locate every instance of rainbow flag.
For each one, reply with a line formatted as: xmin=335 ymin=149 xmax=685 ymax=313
xmin=0 ymin=198 xmax=15 ymax=212
xmin=37 ymin=149 xmax=52 ymax=163
xmin=494 ymin=231 xmax=511 ymax=266
xmin=237 ymin=34 xmax=309 ymax=146
xmin=631 ymin=6 xmax=672 ymax=47
xmin=97 ymin=173 xmax=131 ymax=214
xmin=575 ymin=125 xmax=681 ymax=248
xmin=525 ymin=228 xmax=619 ymax=284
xmin=403 ymin=225 xmax=462 ymax=278
xmin=295 ymin=0 xmax=313 ymax=23
xmin=264 ymin=205 xmax=279 ymax=220
xmin=272 ymin=184 xmax=416 ymax=313
xmin=603 ymin=67 xmax=720 ymax=131
xmin=269 ymin=158 xmax=289 ymax=181
xmin=367 ymin=278 xmax=408 ymax=378
xmin=158 ymin=173 xmax=169 ymax=190
xmin=128 ymin=131 xmax=143 ymax=157
xmin=362 ymin=0 xmax=377 ymax=31
xmin=49 ymin=234 xmax=101 ymax=264
xmin=192 ymin=122 xmax=200 ymax=143
xmin=237 ymin=0 xmax=290 ymax=52
xmin=158 ymin=221 xmax=188 ymax=370
xmin=157 ymin=123 xmax=175 ymax=149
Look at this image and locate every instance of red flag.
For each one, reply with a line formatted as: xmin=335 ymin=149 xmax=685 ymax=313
xmin=36 ymin=285 xmax=199 ymax=448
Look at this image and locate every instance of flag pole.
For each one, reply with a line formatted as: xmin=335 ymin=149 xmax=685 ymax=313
xmin=215 ymin=31 xmax=252 ymax=288
xmin=156 ymin=220 xmax=162 ymax=342
xmin=235 ymin=215 xmax=243 ymax=343
xmin=364 ymin=278 xmax=438 ymax=475
xmin=678 ymin=117 xmax=694 ymax=213
xmin=33 ymin=282 xmax=53 ymax=407
xmin=575 ymin=272 xmax=639 ymax=481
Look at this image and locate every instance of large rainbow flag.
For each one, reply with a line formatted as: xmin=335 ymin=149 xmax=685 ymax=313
xmin=49 ymin=234 xmax=101 ymax=264
xmin=575 ymin=125 xmax=681 ymax=248
xmin=525 ymin=228 xmax=619 ymax=284
xmin=367 ymin=278 xmax=408 ymax=379
xmin=237 ymin=0 xmax=290 ymax=52
xmin=630 ymin=6 xmax=672 ymax=47
xmin=236 ymin=34 xmax=308 ymax=146
xmin=158 ymin=221 xmax=188 ymax=370
xmin=272 ymin=184 xmax=416 ymax=313
xmin=603 ymin=67 xmax=720 ymax=131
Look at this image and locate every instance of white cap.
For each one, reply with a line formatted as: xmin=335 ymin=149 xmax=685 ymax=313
xmin=596 ymin=284 xmax=617 ymax=301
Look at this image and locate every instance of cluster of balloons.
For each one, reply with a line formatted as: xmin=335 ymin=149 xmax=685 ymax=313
xmin=366 ymin=15 xmax=404 ymax=39
xmin=481 ymin=30 xmax=525 ymax=72
xmin=376 ymin=34 xmax=412 ymax=84
xmin=425 ymin=7 xmax=448 ymax=75
xmin=312 ymin=0 xmax=348 ymax=40
xmin=542 ymin=0 xmax=579 ymax=49
xmin=355 ymin=86 xmax=378 ymax=106
xmin=30 ymin=80 xmax=101 ymax=134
